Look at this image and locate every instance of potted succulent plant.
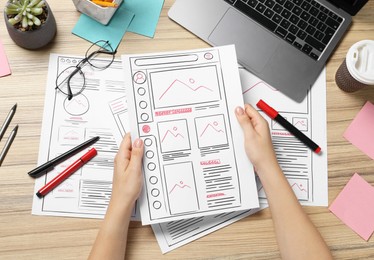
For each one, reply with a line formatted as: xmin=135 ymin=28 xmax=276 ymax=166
xmin=4 ymin=0 xmax=57 ymax=49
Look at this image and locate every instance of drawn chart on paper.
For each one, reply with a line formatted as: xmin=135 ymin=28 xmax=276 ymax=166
xmin=150 ymin=66 xmax=221 ymax=109
xmin=63 ymin=94 xmax=90 ymax=116
xmin=158 ymin=120 xmax=190 ymax=153
xmin=169 ymin=181 xmax=192 ymax=194
xmin=289 ymin=178 xmax=309 ymax=201
xmin=240 ymin=73 xmax=308 ymax=114
xmin=271 ymin=117 xmax=308 ymax=131
xmin=164 ymin=162 xmax=199 ymax=215
xmin=272 ymin=118 xmax=287 ymax=131
xmin=58 ymin=126 xmax=85 ymax=145
xmin=293 ymin=117 xmax=308 ymax=131
xmin=195 ymin=115 xmax=228 ymax=148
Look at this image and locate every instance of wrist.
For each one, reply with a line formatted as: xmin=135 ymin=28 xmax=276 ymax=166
xmin=107 ymin=197 xmax=135 ymax=219
xmin=255 ymin=162 xmax=284 ymax=185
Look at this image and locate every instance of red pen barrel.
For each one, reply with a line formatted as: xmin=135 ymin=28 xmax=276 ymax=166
xmin=36 ymin=148 xmax=97 ymax=198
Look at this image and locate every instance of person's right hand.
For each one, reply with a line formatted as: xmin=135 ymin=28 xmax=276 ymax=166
xmin=235 ymin=104 xmax=279 ymax=176
xmin=110 ymin=133 xmax=144 ymax=212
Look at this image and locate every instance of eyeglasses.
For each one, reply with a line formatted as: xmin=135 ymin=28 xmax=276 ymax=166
xmin=55 ymin=40 xmax=117 ymax=100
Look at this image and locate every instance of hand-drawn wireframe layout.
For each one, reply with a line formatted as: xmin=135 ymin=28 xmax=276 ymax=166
xmin=240 ymin=67 xmax=328 ymax=206
xmin=123 ymin=46 xmax=259 ymax=224
xmin=32 ymin=54 xmax=138 ymax=220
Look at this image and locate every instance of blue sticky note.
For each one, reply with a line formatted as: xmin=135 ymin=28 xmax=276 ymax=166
xmin=124 ymin=0 xmax=164 ymax=38
xmin=72 ymin=3 xmax=135 ymax=51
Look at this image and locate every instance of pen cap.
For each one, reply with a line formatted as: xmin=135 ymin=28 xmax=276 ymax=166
xmin=81 ymin=148 xmax=97 ymax=163
xmin=346 ymin=40 xmax=374 ymax=85
xmin=256 ymin=99 xmax=278 ymax=119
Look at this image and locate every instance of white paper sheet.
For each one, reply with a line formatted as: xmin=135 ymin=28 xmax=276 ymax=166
xmin=240 ymin=67 xmax=328 ymax=206
xmin=123 ymin=46 xmax=259 ymax=225
xmin=32 ymin=54 xmax=140 ymax=219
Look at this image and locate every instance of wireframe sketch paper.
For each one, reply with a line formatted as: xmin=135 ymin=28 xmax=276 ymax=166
xmin=123 ymin=45 xmax=259 ymax=225
xmin=32 ymin=54 xmax=139 ymax=220
xmin=240 ymin=67 xmax=328 ymax=206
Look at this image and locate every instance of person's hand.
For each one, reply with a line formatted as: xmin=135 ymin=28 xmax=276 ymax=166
xmin=235 ymin=104 xmax=279 ymax=175
xmin=110 ymin=133 xmax=144 ymax=211
xmin=88 ymin=134 xmax=144 ymax=260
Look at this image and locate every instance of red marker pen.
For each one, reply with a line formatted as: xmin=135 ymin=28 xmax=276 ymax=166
xmin=256 ymin=99 xmax=321 ymax=154
xmin=36 ymin=148 xmax=97 ymax=198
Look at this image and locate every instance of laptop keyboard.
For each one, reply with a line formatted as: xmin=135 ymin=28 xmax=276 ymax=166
xmin=224 ymin=0 xmax=343 ymax=60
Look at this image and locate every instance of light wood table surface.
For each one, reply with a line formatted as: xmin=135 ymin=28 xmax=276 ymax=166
xmin=1 ymin=0 xmax=374 ymax=259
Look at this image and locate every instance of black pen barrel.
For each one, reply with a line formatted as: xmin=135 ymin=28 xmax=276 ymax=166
xmin=275 ymin=115 xmax=319 ymax=151
xmin=28 ymin=136 xmax=100 ymax=178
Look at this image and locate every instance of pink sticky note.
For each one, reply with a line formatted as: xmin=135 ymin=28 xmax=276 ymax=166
xmin=0 ymin=40 xmax=11 ymax=77
xmin=344 ymin=101 xmax=374 ymax=160
xmin=329 ymin=173 xmax=374 ymax=241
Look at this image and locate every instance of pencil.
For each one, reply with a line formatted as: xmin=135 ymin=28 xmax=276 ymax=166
xmin=91 ymin=0 xmax=118 ymax=7
xmin=0 ymin=103 xmax=17 ymax=142
xmin=0 ymin=125 xmax=18 ymax=166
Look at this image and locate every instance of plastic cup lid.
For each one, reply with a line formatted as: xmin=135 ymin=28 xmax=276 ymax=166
xmin=346 ymin=40 xmax=374 ymax=85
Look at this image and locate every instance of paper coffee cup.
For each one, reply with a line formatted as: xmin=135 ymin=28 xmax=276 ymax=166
xmin=335 ymin=40 xmax=374 ymax=92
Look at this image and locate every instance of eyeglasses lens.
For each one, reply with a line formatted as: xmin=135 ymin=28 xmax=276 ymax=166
xmin=86 ymin=40 xmax=115 ymax=69
xmin=56 ymin=66 xmax=86 ymax=97
xmin=55 ymin=40 xmax=115 ymax=99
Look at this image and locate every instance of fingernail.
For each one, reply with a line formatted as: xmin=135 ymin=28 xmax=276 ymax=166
xmin=235 ymin=106 xmax=244 ymax=115
xmin=133 ymin=138 xmax=143 ymax=148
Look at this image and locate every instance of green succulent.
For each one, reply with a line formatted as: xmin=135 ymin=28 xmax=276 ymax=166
xmin=5 ymin=0 xmax=46 ymax=29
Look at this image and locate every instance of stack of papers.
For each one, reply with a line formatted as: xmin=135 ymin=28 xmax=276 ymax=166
xmin=32 ymin=45 xmax=328 ymax=253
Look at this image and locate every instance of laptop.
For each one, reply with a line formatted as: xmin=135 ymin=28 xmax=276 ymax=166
xmin=168 ymin=0 xmax=368 ymax=102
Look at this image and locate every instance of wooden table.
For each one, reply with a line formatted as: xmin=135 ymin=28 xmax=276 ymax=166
xmin=1 ymin=0 xmax=373 ymax=259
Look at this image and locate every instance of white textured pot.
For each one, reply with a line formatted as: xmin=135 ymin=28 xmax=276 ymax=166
xmin=4 ymin=1 xmax=57 ymax=50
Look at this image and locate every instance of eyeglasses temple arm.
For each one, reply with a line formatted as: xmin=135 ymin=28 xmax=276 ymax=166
xmin=67 ymin=67 xmax=81 ymax=100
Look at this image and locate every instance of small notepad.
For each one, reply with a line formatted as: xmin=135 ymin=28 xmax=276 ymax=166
xmin=344 ymin=101 xmax=374 ymax=160
xmin=0 ymin=40 xmax=11 ymax=77
xmin=72 ymin=4 xmax=135 ymax=51
xmin=329 ymin=173 xmax=374 ymax=241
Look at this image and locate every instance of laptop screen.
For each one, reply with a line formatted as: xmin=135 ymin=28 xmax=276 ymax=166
xmin=329 ymin=0 xmax=368 ymax=15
